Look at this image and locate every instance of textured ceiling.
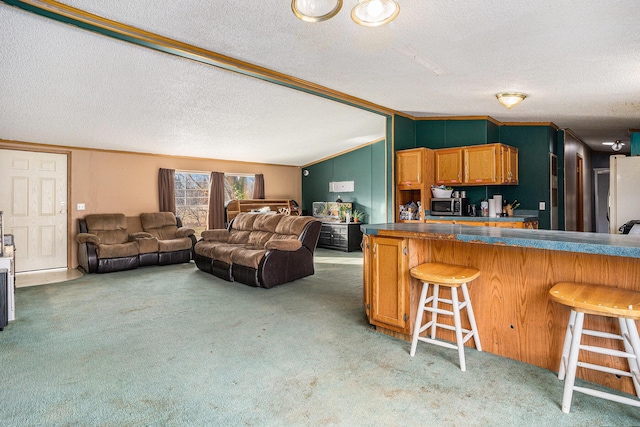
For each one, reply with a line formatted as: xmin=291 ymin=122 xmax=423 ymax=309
xmin=2 ymin=1 xmax=639 ymax=164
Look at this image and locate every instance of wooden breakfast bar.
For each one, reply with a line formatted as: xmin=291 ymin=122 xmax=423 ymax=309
xmin=360 ymin=223 xmax=640 ymax=395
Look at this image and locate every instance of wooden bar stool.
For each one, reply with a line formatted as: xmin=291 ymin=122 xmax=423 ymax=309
xmin=409 ymin=262 xmax=482 ymax=371
xmin=549 ymin=282 xmax=640 ymax=413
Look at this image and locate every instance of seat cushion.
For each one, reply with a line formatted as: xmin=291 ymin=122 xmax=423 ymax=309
xmin=157 ymin=237 xmax=193 ymax=253
xmin=97 ymin=241 xmax=139 ymax=259
xmin=231 ymin=247 xmax=266 ymax=269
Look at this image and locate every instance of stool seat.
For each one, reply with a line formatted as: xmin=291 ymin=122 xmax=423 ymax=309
xmin=549 ymin=282 xmax=640 ymax=319
xmin=410 ymin=262 xmax=481 ymax=371
xmin=410 ymin=262 xmax=481 ymax=285
xmin=549 ymin=282 xmax=640 ymax=413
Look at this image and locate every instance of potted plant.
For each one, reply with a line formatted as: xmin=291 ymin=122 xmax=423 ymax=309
xmin=338 ymin=205 xmax=350 ymax=222
xmin=352 ymin=210 xmax=365 ymax=223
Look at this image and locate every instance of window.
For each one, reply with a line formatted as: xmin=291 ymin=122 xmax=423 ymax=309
xmin=174 ymin=172 xmax=210 ymax=236
xmin=174 ymin=172 xmax=255 ymax=234
xmin=224 ymin=174 xmax=255 ymax=203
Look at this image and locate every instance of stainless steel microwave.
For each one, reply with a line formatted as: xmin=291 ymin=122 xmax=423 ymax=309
xmin=430 ymin=198 xmax=469 ymax=216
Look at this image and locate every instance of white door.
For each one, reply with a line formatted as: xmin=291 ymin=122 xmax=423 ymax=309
xmin=0 ymin=149 xmax=68 ymax=272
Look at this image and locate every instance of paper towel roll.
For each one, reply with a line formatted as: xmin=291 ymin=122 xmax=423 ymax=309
xmin=493 ymin=195 xmax=503 ymax=213
xmin=488 ymin=198 xmax=497 ymax=217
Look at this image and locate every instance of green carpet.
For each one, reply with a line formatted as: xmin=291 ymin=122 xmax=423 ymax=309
xmin=1 ymin=249 xmax=639 ymax=426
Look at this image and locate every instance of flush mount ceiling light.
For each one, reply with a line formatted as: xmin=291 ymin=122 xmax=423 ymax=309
xmin=291 ymin=0 xmax=343 ymax=23
xmin=351 ymin=0 xmax=400 ymax=26
xmin=496 ymin=92 xmax=527 ymax=109
xmin=292 ymin=0 xmax=400 ymax=26
xmin=603 ymin=140 xmax=625 ymax=151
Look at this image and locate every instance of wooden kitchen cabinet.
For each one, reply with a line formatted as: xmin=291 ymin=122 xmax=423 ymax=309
xmin=499 ymin=144 xmax=519 ymax=184
xmin=434 ymin=148 xmax=463 ymax=185
xmin=396 ymin=148 xmax=434 ymax=222
xmin=464 ymin=144 xmax=500 ymax=184
xmin=434 ymin=143 xmax=518 ymax=186
xmin=396 ymin=148 xmax=425 ymax=187
xmin=368 ymin=236 xmax=410 ymax=333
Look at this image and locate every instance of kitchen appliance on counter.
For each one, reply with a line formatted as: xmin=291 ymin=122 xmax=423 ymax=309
xmin=609 ymin=155 xmax=640 ymax=234
xmin=431 ymin=197 xmax=469 ymax=216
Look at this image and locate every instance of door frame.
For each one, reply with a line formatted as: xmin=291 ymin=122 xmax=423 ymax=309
xmin=0 ymin=141 xmax=72 ymax=270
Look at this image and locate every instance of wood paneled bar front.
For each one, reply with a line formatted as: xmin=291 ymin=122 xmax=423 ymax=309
xmin=361 ymin=223 xmax=640 ymax=395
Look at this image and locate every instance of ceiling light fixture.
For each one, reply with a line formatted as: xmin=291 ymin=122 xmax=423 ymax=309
xmin=496 ymin=92 xmax=527 ymax=109
xmin=291 ymin=0 xmax=343 ymax=23
xmin=292 ymin=0 xmax=400 ymax=26
xmin=603 ymin=140 xmax=625 ymax=151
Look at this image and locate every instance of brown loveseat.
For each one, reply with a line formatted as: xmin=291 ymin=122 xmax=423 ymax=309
xmin=194 ymin=213 xmax=321 ymax=288
xmin=76 ymin=212 xmax=196 ymax=274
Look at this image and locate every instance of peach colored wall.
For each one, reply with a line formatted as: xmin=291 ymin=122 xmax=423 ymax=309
xmin=1 ymin=141 xmax=301 ymax=269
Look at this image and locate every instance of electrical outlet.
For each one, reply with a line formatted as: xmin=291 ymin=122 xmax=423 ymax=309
xmin=539 ymin=201 xmax=546 ymax=210
xmin=77 ymin=203 xmax=85 ymax=211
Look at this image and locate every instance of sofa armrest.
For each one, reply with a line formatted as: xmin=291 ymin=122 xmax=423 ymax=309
xmin=176 ymin=227 xmax=196 ymax=238
xmin=265 ymin=239 xmax=302 ymax=252
xmin=201 ymin=229 xmax=230 ymax=242
xmin=76 ymin=233 xmax=100 ymax=245
xmin=129 ymin=232 xmax=153 ymax=240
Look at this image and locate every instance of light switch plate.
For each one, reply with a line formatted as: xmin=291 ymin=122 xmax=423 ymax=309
xmin=77 ymin=203 xmax=85 ymax=211
xmin=539 ymin=201 xmax=546 ymax=210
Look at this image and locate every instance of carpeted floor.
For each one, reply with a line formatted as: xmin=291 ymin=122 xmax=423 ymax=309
xmin=1 ymin=249 xmax=639 ymax=426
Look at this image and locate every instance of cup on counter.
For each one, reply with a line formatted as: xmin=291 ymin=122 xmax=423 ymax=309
xmin=452 ymin=191 xmax=460 ymax=198
xmin=480 ymin=201 xmax=489 ymax=217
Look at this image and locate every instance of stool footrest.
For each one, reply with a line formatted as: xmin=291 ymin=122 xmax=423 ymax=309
xmin=580 ymin=344 xmax=636 ymax=359
xmin=578 ymin=361 xmax=634 ymax=378
xmin=582 ymin=328 xmax=624 ymax=341
xmin=573 ymin=386 xmax=640 ymax=408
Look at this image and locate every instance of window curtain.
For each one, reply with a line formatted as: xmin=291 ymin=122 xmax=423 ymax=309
xmin=208 ymin=171 xmax=225 ymax=229
xmin=158 ymin=168 xmax=176 ymax=213
xmin=253 ymin=173 xmax=265 ymax=199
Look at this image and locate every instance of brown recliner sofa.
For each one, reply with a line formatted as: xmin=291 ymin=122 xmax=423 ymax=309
xmin=194 ymin=213 xmax=321 ymax=288
xmin=76 ymin=213 xmax=196 ymax=274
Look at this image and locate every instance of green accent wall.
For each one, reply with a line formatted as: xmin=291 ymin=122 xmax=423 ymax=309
xmin=302 ymin=140 xmax=387 ymax=225
xmin=303 ymin=117 xmax=562 ymax=230
xmin=498 ymin=126 xmax=557 ymax=230
xmin=631 ymin=131 xmax=640 ymax=156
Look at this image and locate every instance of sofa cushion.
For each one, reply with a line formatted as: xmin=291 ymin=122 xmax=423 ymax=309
xmin=97 ymin=241 xmax=139 ymax=259
xmin=232 ymin=213 xmax=258 ymax=231
xmin=201 ymin=229 xmax=230 ymax=242
xmin=85 ymin=214 xmax=130 ymax=245
xmin=229 ymin=230 xmax=251 ymax=244
xmin=157 ymin=237 xmax=193 ymax=253
xmin=248 ymin=231 xmax=274 ymax=247
xmin=251 ymin=214 xmax=283 ymax=233
xmin=231 ymin=247 xmax=267 ymax=269
xmin=206 ymin=244 xmax=244 ymax=265
xmin=140 ymin=212 xmax=181 ymax=240
xmin=274 ymin=215 xmax=316 ymax=236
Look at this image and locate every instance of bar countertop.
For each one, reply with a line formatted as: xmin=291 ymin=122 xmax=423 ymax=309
xmin=360 ymin=222 xmax=640 ymax=259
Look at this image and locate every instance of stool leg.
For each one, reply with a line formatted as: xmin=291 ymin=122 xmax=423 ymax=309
xmin=558 ymin=310 xmax=576 ymax=380
xmin=410 ymin=282 xmax=430 ymax=357
xmin=561 ymin=310 xmax=584 ymax=414
xmin=620 ymin=318 xmax=640 ymax=398
xmin=461 ymin=282 xmax=481 ymax=352
xmin=451 ymin=286 xmax=466 ymax=371
xmin=430 ymin=284 xmax=440 ymax=339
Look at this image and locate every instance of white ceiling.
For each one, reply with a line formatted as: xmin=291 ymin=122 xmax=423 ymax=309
xmin=1 ymin=1 xmax=639 ymax=165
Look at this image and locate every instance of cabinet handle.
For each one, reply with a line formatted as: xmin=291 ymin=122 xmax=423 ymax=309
xmin=404 ymin=313 xmax=409 ymax=322
xmin=403 ymin=246 xmax=408 ymax=255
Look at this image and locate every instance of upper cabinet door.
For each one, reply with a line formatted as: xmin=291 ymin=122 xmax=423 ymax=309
xmin=396 ymin=148 xmax=424 ymax=187
xmin=434 ymin=148 xmax=463 ymax=185
xmin=499 ymin=145 xmax=519 ymax=184
xmin=464 ymin=144 xmax=500 ymax=184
